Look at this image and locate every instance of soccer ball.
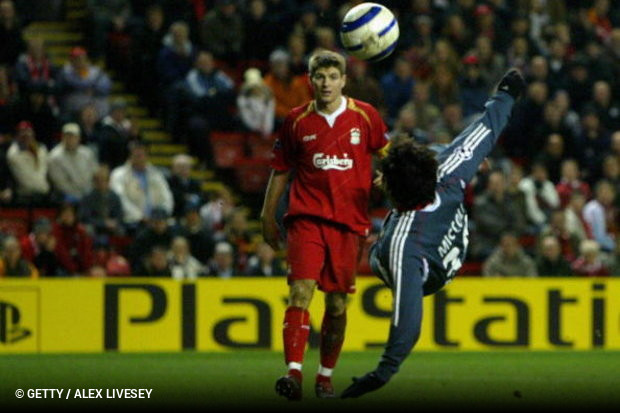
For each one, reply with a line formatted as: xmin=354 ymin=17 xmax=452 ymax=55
xmin=340 ymin=2 xmax=399 ymax=61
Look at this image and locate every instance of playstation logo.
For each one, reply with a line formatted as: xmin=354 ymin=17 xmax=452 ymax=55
xmin=0 ymin=301 xmax=32 ymax=344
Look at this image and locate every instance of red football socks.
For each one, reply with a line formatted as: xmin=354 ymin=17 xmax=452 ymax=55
xmin=318 ymin=311 xmax=347 ymax=379
xmin=283 ymin=306 xmax=310 ymax=370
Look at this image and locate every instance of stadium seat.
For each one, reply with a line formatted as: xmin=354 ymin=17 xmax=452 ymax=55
xmin=0 ymin=209 xmax=30 ymax=237
xmin=247 ymin=134 xmax=274 ymax=161
xmin=210 ymin=131 xmax=246 ymax=145
xmin=212 ymin=142 xmax=246 ymax=168
xmin=233 ymin=159 xmax=271 ymax=193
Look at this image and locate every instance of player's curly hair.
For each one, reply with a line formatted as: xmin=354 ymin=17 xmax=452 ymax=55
xmin=380 ymin=136 xmax=438 ymax=210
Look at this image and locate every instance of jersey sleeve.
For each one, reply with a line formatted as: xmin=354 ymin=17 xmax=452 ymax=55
xmin=366 ymin=104 xmax=389 ymax=153
xmin=436 ymin=92 xmax=515 ymax=183
xmin=270 ymin=114 xmax=296 ymax=171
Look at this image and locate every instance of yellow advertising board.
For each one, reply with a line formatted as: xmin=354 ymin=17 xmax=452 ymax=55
xmin=0 ymin=278 xmax=618 ymax=353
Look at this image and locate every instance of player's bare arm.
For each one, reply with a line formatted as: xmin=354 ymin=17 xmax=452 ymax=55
xmin=260 ymin=169 xmax=290 ymax=251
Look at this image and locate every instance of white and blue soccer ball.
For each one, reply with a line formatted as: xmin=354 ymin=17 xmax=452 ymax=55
xmin=340 ymin=2 xmax=399 ymax=61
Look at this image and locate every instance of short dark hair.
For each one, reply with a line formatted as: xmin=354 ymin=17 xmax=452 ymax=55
xmin=308 ymin=50 xmax=346 ymax=76
xmin=380 ymin=137 xmax=438 ymax=210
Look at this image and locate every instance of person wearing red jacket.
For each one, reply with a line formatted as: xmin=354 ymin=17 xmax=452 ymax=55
xmin=52 ymin=203 xmax=94 ymax=275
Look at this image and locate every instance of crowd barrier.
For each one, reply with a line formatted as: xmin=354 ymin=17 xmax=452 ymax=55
xmin=0 ymin=278 xmax=618 ymax=353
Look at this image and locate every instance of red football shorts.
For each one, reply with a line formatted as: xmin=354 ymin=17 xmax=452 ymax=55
xmin=286 ymin=216 xmax=362 ymax=294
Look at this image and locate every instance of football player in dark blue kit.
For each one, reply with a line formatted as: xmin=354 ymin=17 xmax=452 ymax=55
xmin=341 ymin=69 xmax=527 ymax=398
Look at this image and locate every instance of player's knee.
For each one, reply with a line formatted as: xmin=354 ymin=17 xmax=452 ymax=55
xmin=289 ymin=283 xmax=314 ymax=309
xmin=325 ymin=294 xmax=347 ymax=317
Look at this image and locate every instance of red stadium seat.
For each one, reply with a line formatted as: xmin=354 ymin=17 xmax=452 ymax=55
xmin=234 ymin=159 xmax=271 ymax=193
xmin=210 ymin=131 xmax=246 ymax=145
xmin=0 ymin=209 xmax=29 ymax=237
xmin=247 ymin=134 xmax=274 ymax=161
xmin=212 ymin=142 xmax=246 ymax=168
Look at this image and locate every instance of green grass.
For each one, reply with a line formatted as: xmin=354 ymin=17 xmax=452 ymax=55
xmin=1 ymin=351 xmax=619 ymax=412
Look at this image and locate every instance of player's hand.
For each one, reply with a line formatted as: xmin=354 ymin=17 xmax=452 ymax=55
xmin=497 ymin=69 xmax=526 ymax=100
xmin=261 ymin=216 xmax=282 ymax=251
xmin=341 ymin=371 xmax=386 ymax=399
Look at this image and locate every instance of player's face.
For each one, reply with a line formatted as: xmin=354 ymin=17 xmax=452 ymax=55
xmin=311 ymin=66 xmax=346 ymax=106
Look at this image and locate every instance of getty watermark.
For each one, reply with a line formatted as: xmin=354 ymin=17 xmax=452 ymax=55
xmin=16 ymin=389 xmax=153 ymax=399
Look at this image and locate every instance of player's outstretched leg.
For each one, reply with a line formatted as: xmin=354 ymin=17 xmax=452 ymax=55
xmin=316 ymin=293 xmax=347 ymax=398
xmin=276 ymin=306 xmax=309 ymax=400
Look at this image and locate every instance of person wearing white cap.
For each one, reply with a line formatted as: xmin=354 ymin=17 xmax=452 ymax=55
xmin=48 ymin=122 xmax=98 ymax=200
xmin=237 ymin=67 xmax=275 ymax=137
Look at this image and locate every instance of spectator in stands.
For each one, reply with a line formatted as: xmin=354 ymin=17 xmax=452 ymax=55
xmin=576 ymin=106 xmax=611 ymax=185
xmin=58 ymin=47 xmax=111 ymax=118
xmin=14 ymin=37 xmax=58 ymax=96
xmin=536 ymin=235 xmax=573 ymax=277
xmin=0 ymin=0 xmax=24 ymax=66
xmin=571 ymin=239 xmax=610 ymax=277
xmin=12 ymin=83 xmax=60 ymax=150
xmin=53 ymin=203 xmax=94 ymax=275
xmin=533 ymin=102 xmax=576 ymax=157
xmin=534 ymin=133 xmax=566 ymax=184
xmin=168 ymin=154 xmax=202 ymax=220
xmin=429 ymin=64 xmax=460 ymax=109
xmin=218 ymin=207 xmax=253 ymax=273
xmin=169 ymin=236 xmax=205 ymax=280
xmin=504 ymin=164 xmax=531 ymax=230
xmin=173 ymin=200 xmax=215 ymax=264
xmin=343 ymin=58 xmax=384 ymax=116
xmin=583 ymin=180 xmax=616 ymax=253
xmin=482 ymin=232 xmax=538 ymax=277
xmin=172 ymin=51 xmax=236 ymax=162
xmin=380 ymin=57 xmax=414 ymax=124
xmin=79 ymin=165 xmax=124 ymax=237
xmin=459 ymin=54 xmax=489 ymax=119
xmin=200 ymin=186 xmax=236 ymax=234
xmin=91 ymin=235 xmax=130 ymax=277
xmin=130 ymin=207 xmax=173 ymax=271
xmin=110 ymin=142 xmax=173 ymax=226
xmin=474 ymin=35 xmax=505 ymax=87
xmin=403 ymin=82 xmax=440 ymax=131
xmin=245 ymin=241 xmax=285 ymax=276
xmin=539 ymin=209 xmax=583 ymax=262
xmin=206 ymin=241 xmax=236 ymax=278
xmin=442 ymin=14 xmax=471 ymax=56
xmin=390 ymin=106 xmax=429 ymax=144
xmin=76 ymin=103 xmax=100 ymax=151
xmin=556 ymin=159 xmax=590 ymax=208
xmin=590 ymin=81 xmax=620 ymax=132
xmin=472 ymin=170 xmax=527 ymax=258
xmin=0 ymin=65 xmax=18 ymax=135
xmin=431 ymin=102 xmax=464 ymax=143
xmin=85 ymin=0 xmax=132 ymax=60
xmin=287 ymin=33 xmax=307 ymax=76
xmin=237 ymin=68 xmax=275 ymax=138
xmin=135 ymin=246 xmax=172 ymax=277
xmin=19 ymin=217 xmax=58 ymax=276
xmin=565 ymin=57 xmax=592 ymax=114
xmin=48 ymin=123 xmax=98 ymax=200
xmin=601 ymin=155 xmax=620 ymax=206
xmin=98 ymin=98 xmax=140 ymax=169
xmin=263 ymin=49 xmax=311 ymax=124
xmin=0 ymin=130 xmax=13 ymax=205
xmin=519 ymin=162 xmax=560 ymax=229
xmin=6 ymin=121 xmax=50 ymax=204
xmin=200 ymin=0 xmax=244 ymax=63
xmin=243 ymin=0 xmax=279 ymax=62
xmin=0 ymin=235 xmax=38 ymax=278
xmin=130 ymin=3 xmax=166 ymax=114
xmin=156 ymin=21 xmax=196 ymax=89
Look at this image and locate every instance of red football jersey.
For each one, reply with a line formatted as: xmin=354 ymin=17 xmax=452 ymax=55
xmin=271 ymin=96 xmax=388 ymax=236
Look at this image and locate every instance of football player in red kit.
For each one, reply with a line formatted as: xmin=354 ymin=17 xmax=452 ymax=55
xmin=261 ymin=50 xmax=389 ymax=400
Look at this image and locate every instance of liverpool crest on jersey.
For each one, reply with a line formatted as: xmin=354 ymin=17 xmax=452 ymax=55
xmin=350 ymin=128 xmax=361 ymax=145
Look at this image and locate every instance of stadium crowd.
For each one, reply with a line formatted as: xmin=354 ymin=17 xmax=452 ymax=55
xmin=1 ymin=0 xmax=620 ymax=278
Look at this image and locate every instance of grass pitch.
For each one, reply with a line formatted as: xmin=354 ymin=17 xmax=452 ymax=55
xmin=1 ymin=351 xmax=618 ymax=412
